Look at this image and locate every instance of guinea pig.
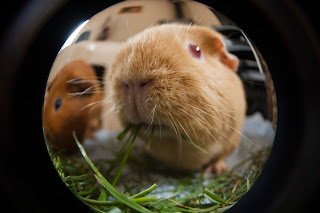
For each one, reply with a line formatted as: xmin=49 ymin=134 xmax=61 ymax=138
xmin=42 ymin=60 xmax=104 ymax=152
xmin=108 ymin=24 xmax=246 ymax=173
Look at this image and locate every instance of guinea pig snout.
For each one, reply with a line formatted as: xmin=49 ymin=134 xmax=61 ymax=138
xmin=118 ymin=78 xmax=154 ymax=124
xmin=120 ymin=79 xmax=153 ymax=95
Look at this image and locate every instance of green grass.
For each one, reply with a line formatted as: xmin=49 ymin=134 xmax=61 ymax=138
xmin=49 ymin=125 xmax=271 ymax=213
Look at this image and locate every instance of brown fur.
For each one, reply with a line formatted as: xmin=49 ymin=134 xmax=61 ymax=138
xmin=42 ymin=60 xmax=103 ymax=152
xmin=108 ymin=24 xmax=246 ymax=171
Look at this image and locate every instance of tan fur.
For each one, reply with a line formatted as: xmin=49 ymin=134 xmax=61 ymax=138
xmin=107 ymin=24 xmax=246 ymax=171
xmin=42 ymin=60 xmax=103 ymax=152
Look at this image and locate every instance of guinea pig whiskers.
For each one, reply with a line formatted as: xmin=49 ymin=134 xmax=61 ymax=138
xmin=210 ymin=125 xmax=250 ymax=155
xmin=147 ymin=104 xmax=157 ymax=124
xmin=157 ymin=118 xmax=162 ymax=142
xmin=176 ymin=119 xmax=207 ymax=155
xmin=224 ymin=32 xmax=240 ymax=40
xmin=67 ymin=78 xmax=103 ymax=84
xmin=81 ymin=99 xmax=105 ymax=113
xmin=174 ymin=105 xmax=225 ymax=155
xmin=98 ymin=104 xmax=118 ymax=122
xmin=187 ymin=19 xmax=198 ymax=31
xmin=144 ymin=89 xmax=159 ymax=105
xmin=199 ymin=100 xmax=236 ymax=113
xmin=142 ymin=104 xmax=158 ymax=135
xmin=67 ymin=84 xmax=102 ymax=97
xmin=166 ymin=110 xmax=183 ymax=160
xmin=197 ymin=102 xmax=254 ymax=151
xmin=68 ymin=90 xmax=104 ymax=97
xmin=201 ymin=102 xmax=242 ymax=123
xmin=144 ymin=97 xmax=151 ymax=105
xmin=175 ymin=100 xmax=243 ymax=154
xmin=169 ymin=99 xmax=207 ymax=124
xmin=171 ymin=99 xmax=251 ymax=155
xmin=180 ymin=106 xmax=254 ymax=157
xmin=102 ymin=94 xmax=114 ymax=104
xmin=186 ymin=103 xmax=257 ymax=148
xmin=144 ymin=94 xmax=156 ymax=105
xmin=143 ymin=120 xmax=155 ymax=135
xmin=67 ymin=90 xmax=104 ymax=97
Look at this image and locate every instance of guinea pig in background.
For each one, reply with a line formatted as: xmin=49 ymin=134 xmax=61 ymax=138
xmin=42 ymin=60 xmax=104 ymax=152
xmin=109 ymin=24 xmax=246 ymax=173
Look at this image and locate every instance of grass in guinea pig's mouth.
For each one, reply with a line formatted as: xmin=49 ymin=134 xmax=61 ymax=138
xmin=49 ymin=125 xmax=271 ymax=213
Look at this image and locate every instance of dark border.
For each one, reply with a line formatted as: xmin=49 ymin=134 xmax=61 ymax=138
xmin=0 ymin=0 xmax=319 ymax=213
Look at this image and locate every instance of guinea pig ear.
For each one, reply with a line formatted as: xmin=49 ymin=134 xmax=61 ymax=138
xmin=211 ymin=37 xmax=239 ymax=71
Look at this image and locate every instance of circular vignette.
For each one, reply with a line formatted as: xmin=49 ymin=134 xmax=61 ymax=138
xmin=0 ymin=1 xmax=319 ymax=213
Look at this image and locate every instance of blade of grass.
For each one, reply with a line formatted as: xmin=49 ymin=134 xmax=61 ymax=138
xmin=165 ymin=199 xmax=200 ymax=213
xmin=147 ymin=125 xmax=155 ymax=150
xmin=98 ymin=188 xmax=108 ymax=201
xmin=132 ymin=196 xmax=157 ymax=204
xmin=130 ymin=183 xmax=158 ymax=199
xmin=165 ymin=199 xmax=224 ymax=213
xmin=87 ymin=204 xmax=107 ymax=213
xmin=185 ymin=139 xmax=207 ymax=154
xmin=112 ymin=124 xmax=141 ymax=186
xmin=81 ymin=195 xmax=157 ymax=206
xmin=117 ymin=125 xmax=132 ymax=141
xmin=246 ymin=178 xmax=251 ymax=192
xmin=105 ymin=129 xmax=135 ymax=176
xmin=78 ymin=186 xmax=98 ymax=196
xmin=203 ymin=188 xmax=227 ymax=204
xmin=162 ymin=206 xmax=198 ymax=213
xmin=65 ymin=174 xmax=88 ymax=181
xmin=73 ymin=131 xmax=153 ymax=213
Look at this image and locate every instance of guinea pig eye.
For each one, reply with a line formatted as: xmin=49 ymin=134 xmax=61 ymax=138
xmin=188 ymin=44 xmax=201 ymax=58
xmin=54 ymin=98 xmax=62 ymax=112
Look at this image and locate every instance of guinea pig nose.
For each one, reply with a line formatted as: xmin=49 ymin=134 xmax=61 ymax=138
xmin=139 ymin=79 xmax=153 ymax=90
xmin=135 ymin=79 xmax=154 ymax=95
xmin=120 ymin=79 xmax=153 ymax=94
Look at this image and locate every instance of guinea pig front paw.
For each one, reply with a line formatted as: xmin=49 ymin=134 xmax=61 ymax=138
xmin=204 ymin=159 xmax=228 ymax=175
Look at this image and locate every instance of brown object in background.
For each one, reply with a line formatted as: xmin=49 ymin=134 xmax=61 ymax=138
xmin=96 ymin=26 xmax=110 ymax=41
xmin=265 ymin=68 xmax=277 ymax=130
xmin=119 ymin=6 xmax=143 ymax=14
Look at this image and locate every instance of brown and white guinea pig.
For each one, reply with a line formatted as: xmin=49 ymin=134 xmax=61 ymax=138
xmin=42 ymin=60 xmax=104 ymax=153
xmin=108 ymin=24 xmax=246 ymax=173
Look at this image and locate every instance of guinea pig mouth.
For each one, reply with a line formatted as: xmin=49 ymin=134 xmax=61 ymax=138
xmin=142 ymin=123 xmax=164 ymax=130
xmin=140 ymin=122 xmax=174 ymax=136
xmin=124 ymin=119 xmax=175 ymax=137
